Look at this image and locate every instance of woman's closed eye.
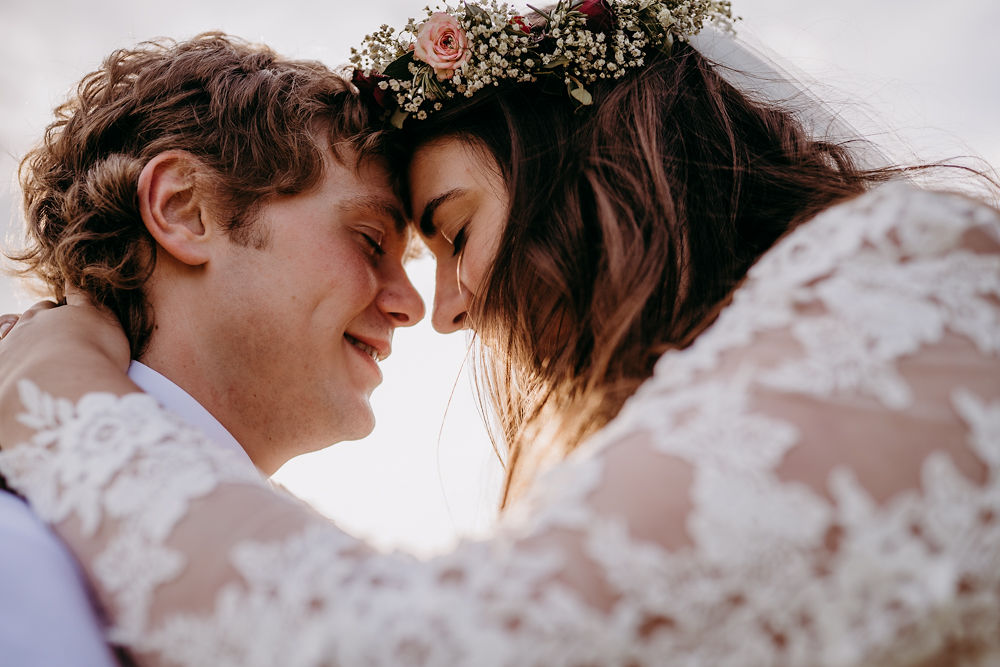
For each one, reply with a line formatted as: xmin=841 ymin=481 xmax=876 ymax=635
xmin=450 ymin=226 xmax=467 ymax=257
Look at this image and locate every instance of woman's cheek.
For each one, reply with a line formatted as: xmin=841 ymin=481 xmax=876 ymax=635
xmin=459 ymin=248 xmax=489 ymax=295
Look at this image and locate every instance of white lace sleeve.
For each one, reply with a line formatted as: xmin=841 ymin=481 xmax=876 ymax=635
xmin=2 ymin=184 xmax=999 ymax=666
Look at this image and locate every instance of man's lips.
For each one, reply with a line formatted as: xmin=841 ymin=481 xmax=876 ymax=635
xmin=344 ymin=333 xmax=391 ymax=362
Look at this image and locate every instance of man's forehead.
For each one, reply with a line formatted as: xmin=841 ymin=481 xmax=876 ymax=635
xmin=322 ymin=147 xmax=421 ymax=251
xmin=324 ymin=148 xmax=403 ymax=221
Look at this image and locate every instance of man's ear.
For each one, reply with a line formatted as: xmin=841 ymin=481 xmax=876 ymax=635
xmin=137 ymin=151 xmax=215 ymax=266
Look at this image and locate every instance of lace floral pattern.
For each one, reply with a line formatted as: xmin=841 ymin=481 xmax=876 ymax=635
xmin=1 ymin=183 xmax=999 ymax=665
xmin=3 ymin=386 xmax=266 ymax=644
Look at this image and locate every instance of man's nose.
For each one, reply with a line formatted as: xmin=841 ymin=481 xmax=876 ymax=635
xmin=380 ymin=267 xmax=425 ymax=327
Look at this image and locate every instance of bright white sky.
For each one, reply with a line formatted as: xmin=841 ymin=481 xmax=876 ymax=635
xmin=1 ymin=0 xmax=997 ymax=554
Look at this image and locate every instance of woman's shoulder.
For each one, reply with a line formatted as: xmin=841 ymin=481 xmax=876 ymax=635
xmin=692 ymin=183 xmax=995 ymax=367
xmin=810 ymin=181 xmax=1000 ymax=242
xmin=749 ymin=181 xmax=999 ymax=293
xmin=621 ymin=179 xmax=1000 ymax=419
xmin=820 ymin=180 xmax=999 ymax=223
xmin=543 ymin=184 xmax=1000 ymax=665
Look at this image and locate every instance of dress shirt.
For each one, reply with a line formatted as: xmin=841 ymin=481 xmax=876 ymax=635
xmin=0 ymin=488 xmax=117 ymax=666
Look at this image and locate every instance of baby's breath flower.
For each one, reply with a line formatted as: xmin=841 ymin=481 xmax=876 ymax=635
xmin=352 ymin=0 xmax=734 ymax=122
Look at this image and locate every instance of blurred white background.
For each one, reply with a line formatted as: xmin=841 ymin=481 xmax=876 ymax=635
xmin=1 ymin=0 xmax=997 ymax=554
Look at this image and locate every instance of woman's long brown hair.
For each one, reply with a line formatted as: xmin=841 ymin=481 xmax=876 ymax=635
xmin=396 ymin=42 xmax=947 ymax=507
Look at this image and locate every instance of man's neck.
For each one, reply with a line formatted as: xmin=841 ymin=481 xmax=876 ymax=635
xmin=127 ymin=361 xmax=254 ymax=469
xmin=136 ymin=342 xmax=286 ymax=474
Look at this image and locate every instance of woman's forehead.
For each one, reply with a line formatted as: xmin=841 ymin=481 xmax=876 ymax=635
xmin=409 ymin=139 xmax=504 ymax=209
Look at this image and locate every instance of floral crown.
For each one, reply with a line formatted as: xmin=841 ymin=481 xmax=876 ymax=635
xmin=350 ymin=0 xmax=734 ymax=127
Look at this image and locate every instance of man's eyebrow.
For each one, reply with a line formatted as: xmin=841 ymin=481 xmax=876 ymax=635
xmin=418 ymin=188 xmax=466 ymax=238
xmin=338 ymin=195 xmax=407 ymax=234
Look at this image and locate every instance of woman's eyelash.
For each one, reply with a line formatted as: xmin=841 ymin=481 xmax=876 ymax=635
xmin=451 ymin=227 xmax=467 ymax=257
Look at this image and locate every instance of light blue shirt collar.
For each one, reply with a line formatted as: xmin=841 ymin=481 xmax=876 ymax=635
xmin=127 ymin=361 xmax=257 ymax=472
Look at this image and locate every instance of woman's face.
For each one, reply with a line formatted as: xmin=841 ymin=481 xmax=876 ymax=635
xmin=408 ymin=137 xmax=508 ymax=333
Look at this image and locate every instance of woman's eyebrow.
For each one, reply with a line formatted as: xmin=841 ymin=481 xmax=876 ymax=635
xmin=418 ymin=188 xmax=466 ymax=237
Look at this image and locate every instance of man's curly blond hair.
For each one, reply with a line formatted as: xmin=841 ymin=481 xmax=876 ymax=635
xmin=9 ymin=32 xmax=377 ymax=357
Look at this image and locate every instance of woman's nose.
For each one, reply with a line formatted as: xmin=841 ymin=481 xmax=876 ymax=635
xmin=431 ymin=264 xmax=468 ymax=333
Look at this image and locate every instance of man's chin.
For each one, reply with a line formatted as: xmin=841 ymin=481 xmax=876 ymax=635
xmin=336 ymin=399 xmax=376 ymax=443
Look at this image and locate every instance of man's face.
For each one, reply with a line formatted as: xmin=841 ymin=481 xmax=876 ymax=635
xmin=201 ymin=149 xmax=424 ymax=470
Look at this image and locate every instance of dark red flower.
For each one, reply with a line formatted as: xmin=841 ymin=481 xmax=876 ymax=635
xmin=351 ymin=69 xmax=390 ymax=110
xmin=510 ymin=15 xmax=532 ymax=34
xmin=575 ymin=0 xmax=615 ymax=33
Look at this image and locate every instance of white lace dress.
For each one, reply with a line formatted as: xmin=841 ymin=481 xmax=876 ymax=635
xmin=2 ymin=183 xmax=999 ymax=666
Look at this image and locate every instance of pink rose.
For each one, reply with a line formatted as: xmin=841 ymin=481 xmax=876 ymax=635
xmin=413 ymin=12 xmax=470 ymax=81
